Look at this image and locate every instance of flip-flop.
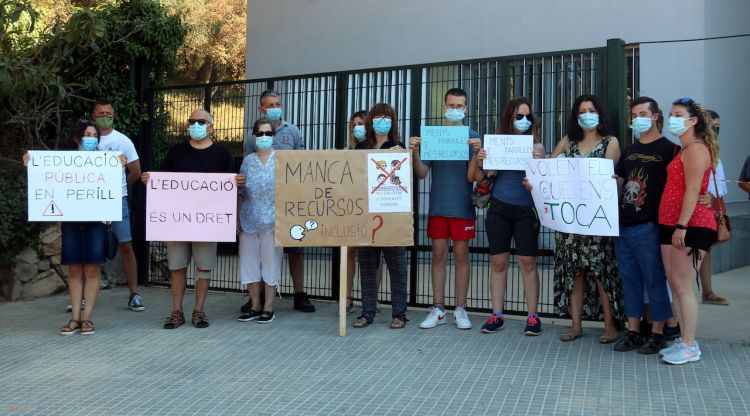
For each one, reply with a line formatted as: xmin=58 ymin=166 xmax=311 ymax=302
xmin=599 ymin=334 xmax=618 ymax=344
xmin=560 ymin=330 xmax=582 ymax=341
xmin=702 ymin=292 xmax=729 ymax=305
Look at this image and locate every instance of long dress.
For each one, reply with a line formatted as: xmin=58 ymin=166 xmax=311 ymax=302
xmin=553 ymin=136 xmax=625 ymax=322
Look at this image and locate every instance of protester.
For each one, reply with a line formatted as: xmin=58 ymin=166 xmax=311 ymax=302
xmin=657 ymin=98 xmax=718 ymax=364
xmin=236 ymin=118 xmax=282 ymax=324
xmin=408 ymin=88 xmax=481 ymax=330
xmin=142 ymin=109 xmax=245 ymax=329
xmin=473 ymin=97 xmax=546 ymax=335
xmin=612 ymin=97 xmax=679 ymax=354
xmin=352 ymin=102 xmax=409 ymax=329
xmin=548 ymin=94 xmax=624 ymax=343
xmin=342 ymin=110 xmax=383 ymax=315
xmin=242 ymin=89 xmax=314 ymax=313
xmin=91 ymin=100 xmax=144 ymax=311
xmin=24 ymin=121 xmax=125 ymax=335
xmin=698 ymin=109 xmax=728 ymax=305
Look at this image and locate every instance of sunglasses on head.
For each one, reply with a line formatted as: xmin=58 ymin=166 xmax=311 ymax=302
xmin=254 ymin=131 xmax=273 ymax=137
xmin=515 ymin=114 xmax=531 ymax=120
xmin=677 ymin=98 xmax=695 ymax=105
xmin=188 ymin=119 xmax=209 ymax=125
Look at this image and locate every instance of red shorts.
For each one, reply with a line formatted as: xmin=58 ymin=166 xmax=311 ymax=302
xmin=427 ymin=216 xmax=476 ymax=241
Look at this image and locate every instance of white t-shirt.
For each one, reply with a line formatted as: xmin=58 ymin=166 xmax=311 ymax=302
xmin=708 ymin=159 xmax=728 ymax=198
xmin=98 ymin=129 xmax=139 ymax=196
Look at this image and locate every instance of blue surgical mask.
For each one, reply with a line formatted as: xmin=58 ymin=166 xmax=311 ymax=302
xmin=514 ymin=117 xmax=532 ymax=133
xmin=353 ymin=125 xmax=366 ymax=141
xmin=256 ymin=136 xmax=273 ymax=150
xmin=80 ymin=137 xmax=98 ymax=151
xmin=444 ymin=109 xmax=465 ymax=123
xmin=668 ymin=116 xmax=689 ymax=137
xmin=265 ymin=108 xmax=283 ymax=121
xmin=630 ymin=117 xmax=652 ymax=138
xmin=189 ymin=123 xmax=208 ymax=140
xmin=578 ymin=113 xmax=599 ymax=131
xmin=373 ymin=118 xmax=392 ymax=135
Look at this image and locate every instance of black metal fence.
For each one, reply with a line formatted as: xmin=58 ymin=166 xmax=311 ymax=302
xmin=142 ymin=39 xmax=638 ymax=317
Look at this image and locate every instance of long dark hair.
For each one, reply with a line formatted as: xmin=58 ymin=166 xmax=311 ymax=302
xmin=497 ymin=97 xmax=540 ymax=143
xmin=69 ymin=120 xmax=101 ymax=148
xmin=566 ymin=94 xmax=611 ymax=142
xmin=364 ymin=102 xmax=401 ymax=148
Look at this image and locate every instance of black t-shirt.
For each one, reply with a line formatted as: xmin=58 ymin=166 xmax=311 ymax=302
xmin=355 ymin=138 xmax=399 ymax=150
xmin=161 ymin=141 xmax=236 ymax=173
xmin=615 ymin=137 xmax=680 ymax=226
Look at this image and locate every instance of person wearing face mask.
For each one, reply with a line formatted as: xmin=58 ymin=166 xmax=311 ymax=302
xmin=547 ymin=94 xmax=624 ymax=343
xmin=352 ymin=103 xmax=410 ymax=329
xmin=241 ymin=89 xmax=314 ymax=314
xmin=91 ymin=100 xmax=144 ymax=312
xmin=696 ymin=109 xmax=728 ymax=306
xmin=236 ymin=118 xmax=282 ymax=324
xmin=473 ymin=97 xmax=546 ymax=335
xmin=141 ymin=109 xmax=246 ymax=329
xmin=407 ymin=88 xmax=481 ymax=330
xmin=340 ymin=110 xmax=384 ymax=316
xmin=657 ymin=98 xmax=719 ymax=365
xmin=611 ymin=97 xmax=680 ymax=354
xmin=23 ymin=120 xmax=126 ymax=335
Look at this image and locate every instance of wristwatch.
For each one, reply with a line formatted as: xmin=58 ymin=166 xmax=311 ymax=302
xmin=675 ymin=223 xmax=687 ymax=230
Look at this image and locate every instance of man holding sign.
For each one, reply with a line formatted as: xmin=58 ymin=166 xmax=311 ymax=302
xmin=142 ymin=109 xmax=245 ymax=330
xmin=409 ymin=88 xmax=481 ymax=330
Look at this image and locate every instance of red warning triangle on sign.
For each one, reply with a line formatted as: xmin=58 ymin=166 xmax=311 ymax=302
xmin=43 ymin=200 xmax=63 ymax=216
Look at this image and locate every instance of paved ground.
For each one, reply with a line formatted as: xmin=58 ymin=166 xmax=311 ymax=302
xmin=1 ymin=268 xmax=748 ymax=416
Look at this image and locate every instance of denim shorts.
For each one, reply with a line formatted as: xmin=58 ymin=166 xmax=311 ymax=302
xmin=110 ymin=196 xmax=132 ymax=243
xmin=61 ymin=222 xmax=106 ymax=265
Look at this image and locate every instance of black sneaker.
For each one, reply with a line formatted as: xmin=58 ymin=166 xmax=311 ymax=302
xmin=257 ymin=311 xmax=275 ymax=324
xmin=240 ymin=295 xmax=266 ymax=313
xmin=480 ymin=314 xmax=504 ymax=334
xmin=663 ymin=323 xmax=681 ymax=341
xmin=524 ymin=315 xmax=542 ymax=336
xmin=613 ymin=330 xmax=644 ymax=352
xmin=237 ymin=310 xmax=261 ymax=322
xmin=638 ymin=333 xmax=667 ymax=355
xmin=128 ymin=293 xmax=145 ymax=311
xmin=293 ymin=292 xmax=315 ymax=313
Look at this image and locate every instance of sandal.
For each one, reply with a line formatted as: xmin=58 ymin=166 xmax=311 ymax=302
xmin=599 ymin=332 xmax=619 ymax=344
xmin=163 ymin=310 xmax=185 ymax=329
xmin=192 ymin=310 xmax=209 ymax=328
xmin=80 ymin=320 xmax=95 ymax=335
xmin=60 ymin=320 xmax=80 ymax=336
xmin=560 ymin=328 xmax=583 ymax=342
xmin=337 ymin=298 xmax=355 ymax=316
xmin=352 ymin=315 xmax=371 ymax=328
xmin=389 ymin=317 xmax=407 ymax=329
xmin=702 ymin=292 xmax=729 ymax=305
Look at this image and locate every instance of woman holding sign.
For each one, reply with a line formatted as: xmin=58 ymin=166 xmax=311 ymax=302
xmin=549 ymin=94 xmax=623 ymax=343
xmin=657 ymin=98 xmax=718 ymax=365
xmin=474 ymin=98 xmax=546 ymax=335
xmin=236 ymin=118 xmax=282 ymax=323
xmin=352 ymin=103 xmax=409 ymax=329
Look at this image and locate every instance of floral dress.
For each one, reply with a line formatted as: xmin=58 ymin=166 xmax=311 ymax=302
xmin=553 ymin=136 xmax=624 ymax=322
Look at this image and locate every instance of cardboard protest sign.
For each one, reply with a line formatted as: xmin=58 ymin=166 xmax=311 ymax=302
xmin=146 ymin=172 xmax=238 ymax=242
xmin=525 ymin=157 xmax=619 ymax=237
xmin=483 ymin=135 xmax=534 ymax=170
xmin=275 ymin=150 xmax=413 ymax=247
xmin=419 ymin=126 xmax=470 ymax=160
xmin=27 ymin=150 xmax=123 ymax=222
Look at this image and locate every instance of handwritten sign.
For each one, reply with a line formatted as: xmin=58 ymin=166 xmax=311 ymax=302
xmin=27 ymin=150 xmax=123 ymax=222
xmin=420 ymin=126 xmax=470 ymax=160
xmin=525 ymin=158 xmax=619 ymax=237
xmin=146 ymin=172 xmax=237 ymax=242
xmin=483 ymin=135 xmax=534 ymax=170
xmin=275 ymin=150 xmax=413 ymax=247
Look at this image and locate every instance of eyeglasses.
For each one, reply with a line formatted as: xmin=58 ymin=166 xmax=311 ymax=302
xmin=188 ymin=119 xmax=209 ymax=125
xmin=254 ymin=131 xmax=273 ymax=137
xmin=515 ymin=114 xmax=531 ymax=120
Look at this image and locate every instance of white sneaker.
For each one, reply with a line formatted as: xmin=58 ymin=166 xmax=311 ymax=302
xmin=419 ymin=307 xmax=447 ymax=329
xmin=662 ymin=341 xmax=701 ymax=365
xmin=658 ymin=337 xmax=683 ymax=356
xmin=453 ymin=307 xmax=472 ymax=330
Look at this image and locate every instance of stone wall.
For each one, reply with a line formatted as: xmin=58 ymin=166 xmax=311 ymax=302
xmin=0 ymin=224 xmax=67 ymax=301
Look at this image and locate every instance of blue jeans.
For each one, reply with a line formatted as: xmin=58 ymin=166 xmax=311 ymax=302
xmin=111 ymin=196 xmax=132 ymax=243
xmin=614 ymin=221 xmax=672 ymax=321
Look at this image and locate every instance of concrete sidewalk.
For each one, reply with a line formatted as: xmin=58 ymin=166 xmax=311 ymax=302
xmin=0 ymin=268 xmax=748 ymax=416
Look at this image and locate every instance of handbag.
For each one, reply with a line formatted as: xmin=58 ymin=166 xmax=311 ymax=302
xmin=104 ymin=223 xmax=119 ymax=261
xmin=471 ymin=170 xmax=495 ymax=208
xmin=710 ymin=166 xmax=731 ymax=244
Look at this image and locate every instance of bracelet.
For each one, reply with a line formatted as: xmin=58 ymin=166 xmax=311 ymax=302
xmin=675 ymin=223 xmax=687 ymax=230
